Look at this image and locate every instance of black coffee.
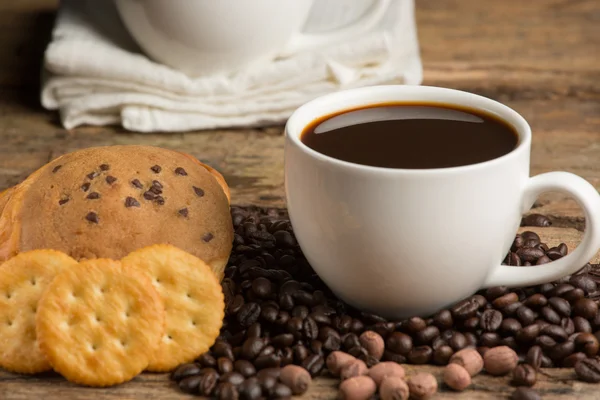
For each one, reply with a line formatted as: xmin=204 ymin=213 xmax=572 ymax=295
xmin=300 ymin=103 xmax=519 ymax=169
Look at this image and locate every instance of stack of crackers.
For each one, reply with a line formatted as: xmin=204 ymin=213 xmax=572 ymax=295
xmin=0 ymin=244 xmax=225 ymax=387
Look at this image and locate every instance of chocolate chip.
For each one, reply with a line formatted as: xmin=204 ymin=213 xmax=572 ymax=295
xmin=105 ymin=176 xmax=117 ymax=184
xmin=58 ymin=198 xmax=69 ymax=205
xmin=125 ymin=197 xmax=140 ymax=208
xmin=131 ymin=179 xmax=143 ymax=189
xmin=85 ymin=212 xmax=99 ymax=223
xmin=150 ymin=181 xmax=163 ymax=194
xmin=99 ymin=164 xmax=110 ymax=171
xmin=87 ymin=172 xmax=99 ymax=180
xmin=143 ymin=191 xmax=156 ymax=200
xmin=178 ymin=208 xmax=189 ymax=217
xmin=86 ymin=192 xmax=100 ymax=200
xmin=81 ymin=183 xmax=91 ymax=192
xmin=193 ymin=186 xmax=205 ymax=197
xmin=175 ymin=167 xmax=188 ymax=176
xmin=52 ymin=165 xmax=62 ymax=173
xmin=152 ymin=180 xmax=163 ymax=189
xmin=151 ymin=165 xmax=162 ymax=173
xmin=203 ymin=233 xmax=214 ymax=243
xmin=155 ymin=196 xmax=165 ymax=205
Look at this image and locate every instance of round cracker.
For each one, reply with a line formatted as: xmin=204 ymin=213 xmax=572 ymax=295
xmin=0 ymin=249 xmax=78 ymax=374
xmin=36 ymin=258 xmax=164 ymax=386
xmin=121 ymin=244 xmax=225 ymax=372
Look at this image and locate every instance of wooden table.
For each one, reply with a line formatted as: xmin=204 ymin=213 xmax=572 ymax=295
xmin=0 ymin=0 xmax=599 ymax=398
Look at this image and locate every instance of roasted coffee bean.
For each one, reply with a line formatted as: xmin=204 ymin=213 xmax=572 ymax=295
xmin=433 ymin=345 xmax=454 ymax=365
xmin=562 ymin=352 xmax=587 ymax=368
xmin=292 ymin=290 xmax=314 ymax=306
xmin=254 ymin=354 xmax=282 ymax=369
xmin=432 ymin=337 xmax=447 ymax=351
xmin=536 ymin=255 xmax=552 ymax=265
xmin=464 ymin=332 xmax=478 ymax=348
xmin=281 ymin=347 xmax=294 ymax=366
xmin=548 ymin=297 xmax=571 ymax=317
xmin=171 ymin=363 xmax=202 ymax=381
xmin=218 ymin=358 xmax=234 ymax=375
xmin=575 ymin=333 xmax=600 ymax=357
xmin=574 ymin=298 xmax=598 ymax=319
xmin=522 ymin=214 xmax=551 ymax=227
xmin=405 ymin=317 xmax=427 ymax=333
xmin=548 ymin=340 xmax=575 ymax=361
xmin=517 ymin=247 xmax=545 ymax=262
xmin=270 ymin=383 xmax=293 ymax=398
xmin=214 ymin=342 xmax=235 ymax=361
xmin=536 ymin=335 xmax=557 ymax=351
xmin=237 ymin=303 xmax=261 ymax=327
xmin=218 ymin=382 xmax=239 ymax=400
xmin=260 ymin=306 xmax=278 ymax=323
xmin=370 ymin=322 xmax=395 ymax=338
xmin=512 ymin=364 xmax=536 ymax=387
xmin=383 ymin=350 xmax=407 ymax=364
xmin=570 ymin=275 xmax=598 ymax=294
xmin=275 ymin=310 xmax=290 ymax=326
xmin=310 ymin=340 xmax=324 ymax=356
xmin=386 ymin=332 xmax=413 ymax=355
xmin=511 ymin=387 xmax=541 ymax=400
xmin=433 ymin=310 xmax=453 ymax=329
xmin=526 ymin=346 xmax=543 ymax=370
xmin=501 ymin=336 xmax=518 ymax=350
xmin=575 ymin=357 xmax=600 ymax=382
xmin=309 ymin=310 xmax=331 ymax=325
xmin=247 ymin=323 xmax=261 ymax=339
xmin=523 ymin=294 xmax=547 ymax=309
xmin=228 ymin=295 xmax=245 ymax=315
xmin=546 ymin=248 xmax=564 ymax=260
xmin=502 ymin=301 xmax=523 ymax=317
xmin=541 ymin=324 xmax=568 ymax=342
xmin=480 ymin=309 xmax=503 ymax=332
xmin=407 ymin=346 xmax=433 ymax=364
xmin=293 ymin=344 xmax=309 ymax=364
xmin=257 ymin=368 xmax=282 ymax=381
xmin=234 ymin=360 xmax=256 ymax=377
xmin=343 ymin=333 xmax=361 ymax=350
xmin=301 ymin=354 xmax=324 ymax=377
xmin=198 ymin=369 xmax=219 ymax=396
xmin=563 ymin=288 xmax=585 ymax=303
xmin=279 ymin=293 xmax=295 ymax=310
xmin=350 ymin=318 xmax=366 ymax=334
xmin=348 ymin=346 xmax=368 ymax=359
xmin=302 ymin=317 xmax=319 ymax=341
xmin=241 ymin=338 xmax=267 ymax=360
xmin=516 ymin=306 xmax=536 ymax=326
xmin=198 ymin=353 xmax=217 ymax=368
xmin=479 ymin=332 xmax=502 ymax=348
xmin=448 ymin=332 xmax=468 ymax=351
xmin=511 ymin=235 xmax=524 ymax=251
xmin=485 ymin=286 xmax=509 ymax=301
xmin=493 ymin=292 xmax=519 ymax=309
xmin=319 ymin=327 xmax=341 ymax=351
xmin=541 ymin=306 xmax=562 ymax=325
xmin=574 ymin=316 xmax=592 ymax=333
xmin=462 ymin=316 xmax=480 ymax=331
xmin=272 ymin=334 xmax=295 ymax=348
xmin=251 ymin=277 xmax=272 ymax=298
xmin=548 ymin=283 xmax=574 ymax=298
xmin=286 ymin=317 xmax=303 ymax=339
xmin=415 ymin=326 xmax=440 ymax=345
xmin=220 ymin=372 xmax=245 ymax=386
xmin=561 ymin=318 xmax=575 ymax=336
xmin=179 ymin=375 xmax=202 ymax=394
xmin=506 ymin=252 xmax=522 ymax=266
xmin=473 ymin=294 xmax=488 ymax=308
xmin=500 ymin=318 xmax=522 ymax=337
xmin=451 ymin=298 xmax=479 ymax=319
xmin=238 ymin=377 xmax=262 ymax=400
xmin=334 ymin=315 xmax=353 ymax=334
xmin=258 ymin=346 xmax=275 ymax=358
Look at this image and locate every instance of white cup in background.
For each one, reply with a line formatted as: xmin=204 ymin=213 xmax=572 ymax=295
xmin=114 ymin=0 xmax=391 ymax=77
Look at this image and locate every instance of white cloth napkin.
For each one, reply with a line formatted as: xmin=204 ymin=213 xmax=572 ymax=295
xmin=41 ymin=0 xmax=422 ymax=132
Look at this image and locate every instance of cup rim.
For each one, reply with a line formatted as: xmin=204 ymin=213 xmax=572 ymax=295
xmin=285 ymin=85 xmax=532 ymax=175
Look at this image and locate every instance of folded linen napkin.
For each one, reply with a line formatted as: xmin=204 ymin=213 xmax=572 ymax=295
xmin=41 ymin=0 xmax=422 ymax=132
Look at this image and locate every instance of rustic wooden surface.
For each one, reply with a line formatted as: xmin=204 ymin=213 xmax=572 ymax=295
xmin=0 ymin=0 xmax=599 ymax=398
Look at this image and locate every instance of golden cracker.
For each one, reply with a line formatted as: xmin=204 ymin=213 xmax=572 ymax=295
xmin=0 ymin=249 xmax=78 ymax=374
xmin=36 ymin=258 xmax=164 ymax=386
xmin=122 ymin=244 xmax=224 ymax=372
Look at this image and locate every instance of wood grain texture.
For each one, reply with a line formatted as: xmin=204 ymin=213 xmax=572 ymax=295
xmin=0 ymin=0 xmax=599 ymax=398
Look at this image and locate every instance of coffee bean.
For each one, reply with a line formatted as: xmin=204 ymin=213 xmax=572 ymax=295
xmin=522 ymin=214 xmax=551 ymax=227
xmin=238 ymin=377 xmax=262 ymax=400
xmin=541 ymin=306 xmax=561 ymax=325
xmin=448 ymin=332 xmax=468 ymax=351
xmin=501 ymin=336 xmax=518 ymax=350
xmin=383 ymin=350 xmax=407 ymax=364
xmin=241 ymin=338 xmax=267 ymax=360
xmin=561 ymin=317 xmax=575 ymax=336
xmin=479 ymin=332 xmax=501 ymax=348
xmin=451 ymin=298 xmax=479 ymax=320
xmin=258 ymin=345 xmax=275 ymax=358
xmin=318 ymin=327 xmax=341 ymax=351
xmin=214 ymin=342 xmax=235 ymax=361
xmin=575 ymin=357 xmax=600 ymax=382
xmin=516 ymin=306 xmax=537 ymax=326
xmin=270 ymin=383 xmax=292 ymax=398
xmin=493 ymin=292 xmax=519 ymax=309
xmin=517 ymin=247 xmax=545 ymax=262
xmin=574 ymin=316 xmax=592 ymax=333
xmin=536 ymin=255 xmax=552 ymax=265
xmin=271 ymin=334 xmax=294 ymax=349
xmin=370 ymin=322 xmax=395 ymax=338
xmin=293 ymin=344 xmax=309 ymax=364
xmin=462 ymin=317 xmax=480 ymax=331
xmin=405 ymin=317 xmax=427 ymax=333
xmin=302 ymin=317 xmax=319 ymax=341
xmin=433 ymin=310 xmax=453 ymax=329
xmin=541 ymin=324 xmax=568 ymax=342
xmin=500 ymin=318 xmax=522 ymax=337
xmin=480 ymin=310 xmax=503 ymax=332
xmin=279 ymin=293 xmax=295 ymax=310
xmin=563 ymin=352 xmax=587 ymax=368
xmin=218 ymin=358 xmax=234 ymax=375
xmin=275 ymin=310 xmax=290 ymax=326
xmin=218 ymin=382 xmax=239 ymax=400
xmin=343 ymin=333 xmax=361 ymax=350
xmin=574 ymin=298 xmax=598 ymax=319
xmin=198 ymin=369 xmax=219 ymax=396
xmin=525 ymin=346 xmax=543 ymax=370
xmin=564 ymin=288 xmax=585 ymax=303
xmin=548 ymin=340 xmax=575 ymax=361
xmin=171 ymin=363 xmax=202 ymax=381
xmin=309 ymin=310 xmax=332 ymax=325
xmin=301 ymin=354 xmax=324 ymax=377
xmin=415 ymin=326 xmax=440 ymax=345
xmin=234 ymin=360 xmax=256 ymax=377
xmin=511 ymin=387 xmax=541 ymax=400
xmin=433 ymin=345 xmax=454 ymax=365
xmin=237 ymin=303 xmax=261 ymax=327
xmin=575 ymin=333 xmax=600 ymax=357
xmin=386 ymin=332 xmax=413 ymax=355
xmin=546 ymin=248 xmax=564 ymax=260
xmin=548 ymin=297 xmax=571 ymax=317
xmin=485 ymin=286 xmax=509 ymax=301
xmin=506 ymin=252 xmax=522 ymax=266
xmin=291 ymin=306 xmax=309 ymax=319
xmin=548 ymin=283 xmax=574 ymax=298
xmin=198 ymin=353 xmax=217 ymax=368
xmin=523 ymin=294 xmax=547 ymax=309
xmin=407 ymin=346 xmax=433 ymax=364
xmin=179 ymin=375 xmax=202 ymax=394
xmin=570 ymin=275 xmax=598 ymax=294
xmin=512 ymin=364 xmax=536 ymax=387
xmin=251 ymin=277 xmax=272 ymax=298
xmin=502 ymin=301 xmax=523 ymax=317
xmin=254 ymin=354 xmax=282 ymax=369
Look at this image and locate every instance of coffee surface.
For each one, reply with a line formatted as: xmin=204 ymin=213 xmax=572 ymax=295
xmin=300 ymin=103 xmax=519 ymax=169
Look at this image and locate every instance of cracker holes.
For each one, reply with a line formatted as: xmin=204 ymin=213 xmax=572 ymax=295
xmin=191 ymin=320 xmax=197 ymax=326
xmin=30 ymin=278 xmax=37 ymax=286
xmin=95 ymin=315 xmax=101 ymax=323
xmin=7 ymin=320 xmax=12 ymax=327
xmin=91 ymin=344 xmax=98 ymax=351
xmin=120 ymin=340 xmax=127 ymax=347
xmin=186 ymin=293 xmax=192 ymax=299
xmin=167 ymin=335 xmax=173 ymax=341
xmin=154 ymin=278 xmax=161 ymax=285
xmin=5 ymin=292 xmax=12 ymax=300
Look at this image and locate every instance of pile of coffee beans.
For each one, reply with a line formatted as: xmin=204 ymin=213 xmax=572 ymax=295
xmin=170 ymin=208 xmax=600 ymax=399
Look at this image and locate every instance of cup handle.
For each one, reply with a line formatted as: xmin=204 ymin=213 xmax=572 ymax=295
xmin=279 ymin=0 xmax=392 ymax=56
xmin=482 ymin=172 xmax=600 ymax=288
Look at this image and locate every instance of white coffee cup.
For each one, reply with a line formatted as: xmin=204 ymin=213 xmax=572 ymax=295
xmin=114 ymin=0 xmax=391 ymax=77
xmin=284 ymin=85 xmax=600 ymax=319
